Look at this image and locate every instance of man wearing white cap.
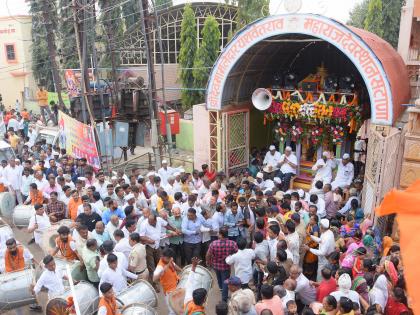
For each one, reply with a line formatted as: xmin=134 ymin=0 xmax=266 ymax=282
xmin=158 ymin=160 xmax=176 ymax=186
xmin=254 ymin=172 xmax=265 ymax=189
xmin=145 ymin=172 xmax=157 ymax=196
xmin=303 ymin=218 xmax=335 ymax=281
xmin=278 ymin=146 xmax=297 ymax=191
xmin=331 ymin=153 xmax=354 ymax=190
xmin=312 ymin=151 xmax=334 ymax=185
xmin=263 ymin=145 xmax=282 ymax=176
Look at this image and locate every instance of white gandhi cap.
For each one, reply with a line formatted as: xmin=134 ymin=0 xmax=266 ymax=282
xmin=320 ymin=218 xmax=330 ymax=229
xmin=342 ymin=153 xmax=350 ymax=159
xmin=269 ymin=145 xmax=276 ymax=151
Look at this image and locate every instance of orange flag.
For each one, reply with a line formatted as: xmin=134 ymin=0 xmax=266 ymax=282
xmin=375 ymin=179 xmax=420 ymax=314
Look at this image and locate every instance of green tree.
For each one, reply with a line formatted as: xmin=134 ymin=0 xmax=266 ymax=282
xmin=122 ymin=0 xmax=141 ymax=30
xmin=155 ymin=0 xmax=173 ymax=10
xmin=382 ymin=0 xmax=405 ymax=48
xmin=57 ymin=0 xmax=79 ymax=69
xmin=347 ymin=0 xmax=370 ymax=29
xmin=178 ymin=4 xmax=197 ymax=109
xmin=364 ymin=0 xmax=384 ymax=38
xmin=226 ymin=0 xmax=270 ymax=30
xmin=29 ymin=0 xmax=54 ymax=90
xmin=193 ymin=16 xmax=221 ymax=104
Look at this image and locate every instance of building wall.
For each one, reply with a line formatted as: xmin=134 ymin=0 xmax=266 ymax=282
xmin=176 ymin=119 xmax=194 ymax=151
xmin=0 ymin=16 xmax=36 ymax=110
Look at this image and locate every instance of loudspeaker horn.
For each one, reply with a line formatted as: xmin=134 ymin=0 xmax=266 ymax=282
xmin=252 ymin=88 xmax=272 ymax=111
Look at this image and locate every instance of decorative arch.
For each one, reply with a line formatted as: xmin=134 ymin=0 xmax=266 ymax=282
xmin=206 ymin=14 xmax=399 ymax=125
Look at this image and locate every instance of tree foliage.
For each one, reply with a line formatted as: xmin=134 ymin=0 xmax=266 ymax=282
xmin=178 ymin=4 xmax=197 ymax=109
xmin=193 ymin=16 xmax=221 ymax=104
xmin=225 ymin=0 xmax=270 ymax=30
xmin=365 ymin=0 xmax=384 ymax=38
xmin=155 ymin=0 xmax=173 ymax=10
xmin=28 ymin=0 xmax=55 ymax=90
xmin=347 ymin=0 xmax=370 ymax=29
xmin=57 ymin=0 xmax=79 ymax=69
xmin=349 ymin=0 xmax=405 ymax=48
xmin=122 ymin=0 xmax=141 ymax=30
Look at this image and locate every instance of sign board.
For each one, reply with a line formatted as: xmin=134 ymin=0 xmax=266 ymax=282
xmin=58 ymin=111 xmax=101 ymax=169
xmin=48 ymin=92 xmax=71 ymax=107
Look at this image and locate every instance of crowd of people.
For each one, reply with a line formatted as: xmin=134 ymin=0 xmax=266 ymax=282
xmin=0 ymin=109 xmax=410 ymax=315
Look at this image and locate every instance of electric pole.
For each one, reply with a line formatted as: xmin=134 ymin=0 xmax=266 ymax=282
xmin=138 ymin=0 xmax=161 ymax=167
xmin=40 ymin=0 xmax=64 ymax=108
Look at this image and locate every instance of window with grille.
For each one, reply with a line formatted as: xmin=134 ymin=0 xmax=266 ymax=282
xmin=5 ymin=44 xmax=16 ymax=61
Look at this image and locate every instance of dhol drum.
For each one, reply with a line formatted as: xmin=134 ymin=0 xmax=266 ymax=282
xmin=117 ymin=280 xmax=158 ymax=308
xmin=40 ymin=219 xmax=73 ymax=254
xmin=121 ymin=303 xmax=157 ymax=315
xmin=12 ymin=205 xmax=35 ymax=227
xmin=0 ymin=192 xmax=16 ymax=218
xmin=46 ymin=281 xmax=98 ymax=315
xmin=0 ymin=268 xmax=36 ymax=310
xmin=169 ymin=265 xmax=213 ymax=315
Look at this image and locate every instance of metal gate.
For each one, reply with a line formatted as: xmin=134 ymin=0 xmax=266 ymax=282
xmin=222 ymin=109 xmax=249 ymax=176
xmin=363 ymin=126 xmax=403 ymax=233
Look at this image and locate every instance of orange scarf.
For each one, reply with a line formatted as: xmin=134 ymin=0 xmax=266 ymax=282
xmin=56 ymin=235 xmax=78 ymax=260
xmin=98 ymin=296 xmax=119 ymax=315
xmin=5 ymin=246 xmax=25 ymax=272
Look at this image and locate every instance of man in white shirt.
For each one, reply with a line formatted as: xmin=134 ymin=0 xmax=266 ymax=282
xmin=99 ymin=253 xmax=138 ymax=294
xmin=284 ymin=220 xmax=300 ymax=265
xmin=278 ymin=146 xmax=298 ymax=191
xmin=106 ymin=215 xmax=121 ymax=242
xmin=304 ymin=218 xmax=335 ymax=281
xmin=263 ymin=145 xmax=282 ymax=177
xmin=33 ymin=170 xmax=48 ymax=192
xmin=114 ymin=230 xmax=132 ymax=260
xmin=225 ymin=237 xmax=255 ymax=287
xmin=289 ymin=265 xmax=316 ymax=306
xmin=98 ymin=240 xmax=128 ymax=278
xmin=158 ymin=160 xmax=177 ymax=186
xmin=27 ymin=204 xmax=51 ymax=245
xmin=164 ymin=176 xmax=176 ymax=197
xmin=331 ymin=153 xmax=354 ymax=190
xmin=309 ymin=194 xmax=326 ymax=219
xmin=312 ymin=151 xmax=334 ymax=185
xmin=32 ymin=255 xmax=66 ymax=299
xmin=3 ymin=159 xmax=23 ymax=204
xmin=94 ymin=172 xmax=110 ymax=199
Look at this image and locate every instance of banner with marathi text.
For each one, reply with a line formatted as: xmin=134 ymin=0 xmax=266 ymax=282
xmin=58 ymin=111 xmax=100 ymax=169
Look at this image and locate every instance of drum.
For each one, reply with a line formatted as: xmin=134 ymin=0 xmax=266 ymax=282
xmin=0 ymin=268 xmax=36 ymax=310
xmin=0 ymin=192 xmax=16 ymax=218
xmin=40 ymin=219 xmax=74 ymax=254
xmin=35 ymin=258 xmax=80 ymax=283
xmin=117 ymin=280 xmax=158 ymax=308
xmin=121 ymin=303 xmax=157 ymax=315
xmin=70 ymin=261 xmax=88 ymax=282
xmin=12 ymin=205 xmax=35 ymax=227
xmin=0 ymin=219 xmax=13 ymax=246
xmin=46 ymin=281 xmax=98 ymax=315
xmin=169 ymin=265 xmax=213 ymax=315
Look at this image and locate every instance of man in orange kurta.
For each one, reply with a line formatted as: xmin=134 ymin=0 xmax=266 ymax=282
xmin=68 ymin=191 xmax=82 ymax=221
xmin=375 ymin=179 xmax=420 ymax=315
xmin=36 ymin=86 xmax=52 ymax=124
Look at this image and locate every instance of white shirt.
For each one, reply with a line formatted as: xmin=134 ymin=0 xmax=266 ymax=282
xmin=139 ymin=217 xmax=168 ymax=249
xmin=354 ymin=139 xmax=366 ymax=161
xmin=21 ymin=175 xmax=35 ymax=196
xmin=163 ymin=183 xmax=175 ymax=197
xmin=158 ymin=167 xmax=176 ymax=186
xmin=77 ymin=203 xmax=102 ymax=216
xmin=312 ymin=159 xmax=333 ymax=183
xmin=310 ymin=198 xmax=326 ymax=219
xmin=94 ymin=181 xmax=110 ymax=199
xmin=225 ymin=249 xmax=255 ymax=284
xmin=106 ymin=220 xmax=122 ymax=242
xmin=99 ymin=266 xmax=137 ymax=294
xmin=34 ymin=178 xmax=48 ymax=191
xmin=34 ymin=268 xmax=65 ymax=298
xmin=114 ymin=238 xmax=132 ymax=260
xmin=309 ymin=229 xmax=335 ymax=264
xmin=0 ymin=227 xmax=13 ymax=250
xmin=285 ymin=231 xmax=300 ymax=265
xmin=3 ymin=165 xmax=22 ymax=190
xmin=332 ymin=160 xmax=354 ymax=188
xmin=263 ymin=151 xmax=282 ymax=167
xmin=28 ymin=213 xmax=51 ymax=244
xmin=295 ymin=273 xmax=317 ymax=305
xmin=198 ymin=185 xmax=209 ymax=200
xmin=280 ymin=153 xmax=298 ymax=174
xmin=331 ymin=289 xmax=360 ymax=306
xmin=98 ymin=252 xmax=128 ymax=278
xmin=7 ymin=118 xmax=19 ymax=131
xmin=267 ymin=238 xmax=278 ymax=261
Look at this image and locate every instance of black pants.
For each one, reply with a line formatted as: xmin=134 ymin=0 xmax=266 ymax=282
xmin=279 ymin=171 xmax=294 ymax=191
xmin=201 ymin=240 xmax=211 ymax=266
xmin=183 ymin=242 xmax=201 ymax=265
xmin=170 ymin=243 xmax=185 ymax=266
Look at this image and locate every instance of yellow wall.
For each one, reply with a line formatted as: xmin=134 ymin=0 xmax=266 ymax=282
xmin=0 ymin=16 xmax=37 ymax=111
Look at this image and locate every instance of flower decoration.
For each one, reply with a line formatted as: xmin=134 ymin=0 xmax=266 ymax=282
xmin=330 ymin=125 xmax=345 ymax=143
xmin=310 ymin=126 xmax=324 ymax=146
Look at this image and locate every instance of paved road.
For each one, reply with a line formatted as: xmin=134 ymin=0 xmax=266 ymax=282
xmin=2 ymin=219 xmax=221 ymax=315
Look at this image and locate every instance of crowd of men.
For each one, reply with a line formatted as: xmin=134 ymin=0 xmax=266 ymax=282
xmin=0 ymin=108 xmax=410 ymax=315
